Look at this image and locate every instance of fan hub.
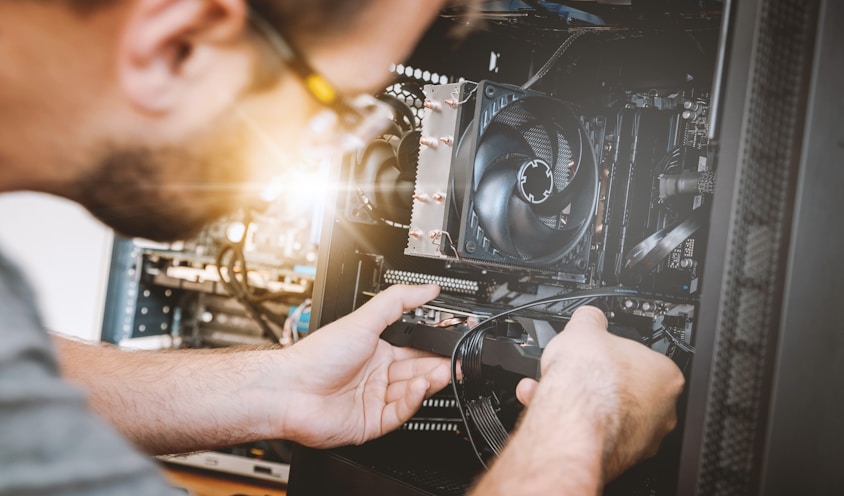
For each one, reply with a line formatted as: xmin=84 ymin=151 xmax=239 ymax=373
xmin=517 ymin=158 xmax=554 ymax=205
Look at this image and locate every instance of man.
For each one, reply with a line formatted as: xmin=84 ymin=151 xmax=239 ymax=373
xmin=0 ymin=1 xmax=684 ymax=494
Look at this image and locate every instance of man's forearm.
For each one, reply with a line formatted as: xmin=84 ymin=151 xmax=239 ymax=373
xmin=471 ymin=427 xmax=604 ymax=496
xmin=469 ymin=367 xmax=607 ymax=496
xmin=52 ymin=336 xmax=289 ymax=455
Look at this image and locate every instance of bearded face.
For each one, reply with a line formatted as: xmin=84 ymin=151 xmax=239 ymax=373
xmin=74 ymin=123 xmax=261 ymax=242
xmin=14 ymin=1 xmax=449 ymax=243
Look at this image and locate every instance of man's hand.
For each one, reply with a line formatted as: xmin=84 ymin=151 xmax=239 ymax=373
xmin=55 ymin=284 xmax=448 ymax=455
xmin=276 ymin=284 xmax=451 ymax=448
xmin=471 ymin=306 xmax=684 ymax=495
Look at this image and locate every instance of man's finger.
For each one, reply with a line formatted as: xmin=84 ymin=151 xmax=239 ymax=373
xmin=381 ymin=377 xmax=429 ymax=434
xmin=350 ymin=284 xmax=440 ymax=331
xmin=387 ymin=356 xmax=449 ymax=383
xmin=385 ymin=360 xmax=450 ymax=403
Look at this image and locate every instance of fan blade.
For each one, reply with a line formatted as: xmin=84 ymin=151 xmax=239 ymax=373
xmin=474 ymin=122 xmax=534 ymax=189
xmin=507 ymin=195 xmax=580 ymax=259
xmin=522 ymin=99 xmax=562 ymax=166
xmin=377 ymin=93 xmax=416 ymax=133
xmin=620 ymin=207 xmax=707 ymax=285
xmin=397 ymin=130 xmax=421 ymax=181
xmin=532 ymin=152 xmax=586 ymax=218
xmin=355 ymin=138 xmax=414 ymax=222
xmin=532 ymin=127 xmax=596 ymax=232
xmin=474 ymin=160 xmax=521 ymax=256
xmin=375 ymin=164 xmax=401 ymax=207
xmin=356 ymin=140 xmax=395 ymax=199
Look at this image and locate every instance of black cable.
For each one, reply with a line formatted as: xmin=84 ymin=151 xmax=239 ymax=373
xmin=216 ymin=244 xmax=279 ymax=341
xmin=621 ymin=207 xmax=708 ymax=285
xmin=450 ymin=286 xmax=700 ymax=465
xmin=451 ymin=324 xmax=497 ymax=468
xmin=450 ymin=286 xmax=657 ymax=467
xmin=659 ymin=146 xmax=684 ymax=175
xmin=213 ymin=210 xmax=296 ymax=342
xmin=522 ymin=29 xmax=596 ymax=90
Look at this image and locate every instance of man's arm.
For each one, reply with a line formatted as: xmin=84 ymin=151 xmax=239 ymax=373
xmin=470 ymin=306 xmax=684 ymax=495
xmin=53 ymin=338 xmax=289 ymax=454
xmin=54 ymin=284 xmax=452 ymax=455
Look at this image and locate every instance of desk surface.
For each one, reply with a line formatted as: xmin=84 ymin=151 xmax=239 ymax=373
xmin=163 ymin=466 xmax=287 ymax=496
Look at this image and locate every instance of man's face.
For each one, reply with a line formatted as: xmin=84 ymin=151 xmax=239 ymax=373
xmin=5 ymin=0 xmax=446 ymax=241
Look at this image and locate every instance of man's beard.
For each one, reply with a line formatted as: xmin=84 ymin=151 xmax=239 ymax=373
xmin=73 ymin=138 xmax=254 ymax=242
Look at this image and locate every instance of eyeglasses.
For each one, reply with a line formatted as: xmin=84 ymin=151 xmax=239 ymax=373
xmin=247 ymin=10 xmax=394 ymax=156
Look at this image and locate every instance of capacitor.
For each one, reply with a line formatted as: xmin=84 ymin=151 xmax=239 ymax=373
xmin=683 ymin=100 xmax=701 ymax=112
xmin=623 ymin=299 xmax=639 ymax=310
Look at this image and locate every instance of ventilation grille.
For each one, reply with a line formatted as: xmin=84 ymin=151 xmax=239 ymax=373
xmin=387 ymin=64 xmax=452 ymax=125
xmin=698 ymin=1 xmax=818 ymax=494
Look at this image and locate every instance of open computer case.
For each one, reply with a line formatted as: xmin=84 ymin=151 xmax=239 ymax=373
xmin=286 ymin=0 xmax=844 ymax=495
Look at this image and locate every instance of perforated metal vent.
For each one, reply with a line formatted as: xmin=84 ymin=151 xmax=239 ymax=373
xmin=387 ymin=65 xmax=452 ymax=125
xmin=697 ymin=0 xmax=818 ymax=494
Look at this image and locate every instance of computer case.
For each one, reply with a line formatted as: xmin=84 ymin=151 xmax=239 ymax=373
xmin=289 ymin=0 xmax=844 ymax=495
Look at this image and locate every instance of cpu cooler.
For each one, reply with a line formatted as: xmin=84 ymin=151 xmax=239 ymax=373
xmin=451 ymin=81 xmax=600 ymax=272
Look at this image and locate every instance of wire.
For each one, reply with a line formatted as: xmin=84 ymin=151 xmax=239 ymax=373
xmin=354 ymin=191 xmax=411 ymax=230
xmin=438 ymin=230 xmax=511 ymax=274
xmin=451 ymin=81 xmax=479 ymax=106
xmin=449 ymin=285 xmax=698 ymax=466
xmin=450 ymin=286 xmax=646 ymax=467
xmin=659 ymin=146 xmax=684 ymax=175
xmin=658 ymin=326 xmax=696 ymax=354
xmin=621 ymin=207 xmax=708 ymax=285
xmin=282 ymin=298 xmax=311 ymax=345
xmin=214 ymin=210 xmax=302 ymax=343
xmin=522 ymin=30 xmax=596 ymax=90
xmin=216 ymin=244 xmax=280 ymax=341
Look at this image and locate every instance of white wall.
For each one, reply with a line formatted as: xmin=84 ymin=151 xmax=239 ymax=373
xmin=0 ymin=192 xmax=113 ymax=341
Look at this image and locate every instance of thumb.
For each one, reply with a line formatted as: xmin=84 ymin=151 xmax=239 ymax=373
xmin=566 ymin=305 xmax=609 ymax=332
xmin=351 ymin=284 xmax=441 ymax=331
xmin=516 ymin=377 xmax=539 ymax=406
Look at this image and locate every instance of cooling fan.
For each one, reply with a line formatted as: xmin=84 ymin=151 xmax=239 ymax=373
xmin=452 ymin=81 xmax=600 ymax=272
xmin=347 ymin=90 xmax=421 ymax=227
